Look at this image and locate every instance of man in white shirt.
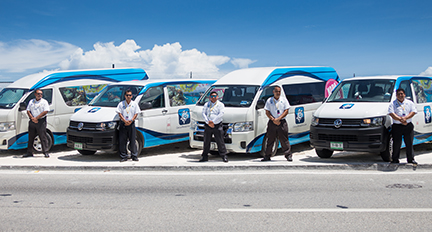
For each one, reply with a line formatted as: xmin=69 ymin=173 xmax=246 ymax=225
xmin=116 ymin=89 xmax=141 ymax=162
xmin=261 ymin=86 xmax=292 ymax=162
xmin=388 ymin=88 xmax=417 ymax=164
xmin=23 ymin=89 xmax=50 ymax=158
xmin=199 ymin=91 xmax=228 ymax=162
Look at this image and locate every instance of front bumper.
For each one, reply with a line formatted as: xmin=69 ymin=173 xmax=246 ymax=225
xmin=67 ymin=128 xmax=118 ymax=151
xmin=310 ymin=125 xmax=389 ymax=153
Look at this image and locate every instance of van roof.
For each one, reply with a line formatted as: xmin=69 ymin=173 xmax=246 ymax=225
xmin=214 ymin=66 xmax=339 ymax=89
xmin=342 ymin=75 xmax=432 ymax=81
xmin=8 ymin=68 xmax=148 ymax=90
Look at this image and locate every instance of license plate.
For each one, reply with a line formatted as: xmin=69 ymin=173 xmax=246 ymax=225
xmin=330 ymin=142 xmax=343 ymax=150
xmin=74 ymin=142 xmax=83 ymax=150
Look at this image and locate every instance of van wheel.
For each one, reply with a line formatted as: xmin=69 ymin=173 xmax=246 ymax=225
xmin=78 ymin=150 xmax=96 ymax=155
xmin=380 ymin=134 xmax=393 ymax=162
xmin=316 ymin=149 xmax=333 ymax=158
xmin=33 ymin=132 xmax=53 ymax=152
xmin=259 ymin=135 xmax=278 ymax=157
xmin=127 ymin=136 xmax=143 ymax=156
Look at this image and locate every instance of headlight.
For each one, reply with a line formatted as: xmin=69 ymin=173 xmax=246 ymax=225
xmin=311 ymin=116 xmax=319 ymax=126
xmin=190 ymin=118 xmax=197 ymax=130
xmin=0 ymin=122 xmax=15 ymax=132
xmin=362 ymin=117 xmax=384 ymax=127
xmin=96 ymin=121 xmax=117 ymax=131
xmin=233 ymin=121 xmax=253 ymax=132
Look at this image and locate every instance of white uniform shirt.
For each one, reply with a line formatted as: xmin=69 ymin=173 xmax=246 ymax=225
xmin=116 ymin=100 xmax=141 ymax=121
xmin=27 ymin=98 xmax=50 ymax=118
xmin=264 ymin=97 xmax=291 ymax=120
xmin=202 ymin=100 xmax=225 ymax=125
xmin=388 ymin=99 xmax=417 ymax=124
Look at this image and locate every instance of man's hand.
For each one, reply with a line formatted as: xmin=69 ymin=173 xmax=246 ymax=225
xmin=273 ymin=118 xmax=281 ymax=126
xmin=208 ymin=121 xmax=215 ymax=128
xmin=124 ymin=120 xmax=133 ymax=126
xmin=31 ymin=117 xmax=38 ymax=123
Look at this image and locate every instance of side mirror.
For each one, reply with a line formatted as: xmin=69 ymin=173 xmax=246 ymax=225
xmin=256 ymin=99 xmax=265 ymax=110
xmin=19 ymin=102 xmax=27 ymax=111
xmin=139 ymin=102 xmax=152 ymax=110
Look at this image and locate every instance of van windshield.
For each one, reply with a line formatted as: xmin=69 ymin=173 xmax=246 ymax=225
xmin=89 ymin=85 xmax=143 ymax=107
xmin=327 ymin=79 xmax=395 ymax=103
xmin=197 ymin=85 xmax=259 ymax=107
xmin=0 ymin=88 xmax=29 ymax=109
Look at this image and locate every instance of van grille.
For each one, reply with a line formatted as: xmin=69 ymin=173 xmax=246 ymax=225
xmin=193 ymin=121 xmax=232 ymax=144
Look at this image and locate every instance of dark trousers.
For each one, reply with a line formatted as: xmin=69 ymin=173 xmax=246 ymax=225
xmin=265 ymin=119 xmax=291 ymax=157
xmin=27 ymin=117 xmax=48 ymax=154
xmin=118 ymin=122 xmax=138 ymax=159
xmin=201 ymin=123 xmax=227 ymax=158
xmin=392 ymin=123 xmax=414 ymax=162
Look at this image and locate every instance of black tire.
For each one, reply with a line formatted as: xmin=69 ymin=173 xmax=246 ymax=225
xmin=380 ymin=134 xmax=393 ymax=162
xmin=259 ymin=135 xmax=278 ymax=157
xmin=127 ymin=135 xmax=143 ymax=156
xmin=33 ymin=132 xmax=53 ymax=152
xmin=78 ymin=150 xmax=97 ymax=155
xmin=316 ymin=149 xmax=333 ymax=158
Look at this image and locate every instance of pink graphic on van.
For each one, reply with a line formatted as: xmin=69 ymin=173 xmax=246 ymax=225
xmin=325 ymin=79 xmax=339 ymax=98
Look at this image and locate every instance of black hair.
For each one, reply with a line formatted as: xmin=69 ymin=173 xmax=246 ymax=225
xmin=396 ymin=88 xmax=405 ymax=94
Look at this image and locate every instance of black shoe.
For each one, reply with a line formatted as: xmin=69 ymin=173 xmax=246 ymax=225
xmin=390 ymin=160 xmax=399 ymax=164
xmin=222 ymin=155 xmax=228 ymax=163
xmin=261 ymin=157 xmax=271 ymax=162
xmin=199 ymin=157 xmax=208 ymax=162
xmin=120 ymin=158 xmax=128 ymax=162
xmin=44 ymin=153 xmax=50 ymax=158
xmin=22 ymin=153 xmax=33 ymax=158
xmin=408 ymin=160 xmax=418 ymax=165
xmin=285 ymin=154 xmax=293 ymax=162
xmin=132 ymin=156 xmax=139 ymax=161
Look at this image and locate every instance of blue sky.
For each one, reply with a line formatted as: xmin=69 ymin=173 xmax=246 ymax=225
xmin=1 ymin=0 xmax=432 ymax=81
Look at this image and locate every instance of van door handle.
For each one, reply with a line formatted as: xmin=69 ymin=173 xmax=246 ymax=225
xmin=162 ymin=109 xmax=168 ymax=114
xmin=48 ymin=109 xmax=54 ymax=113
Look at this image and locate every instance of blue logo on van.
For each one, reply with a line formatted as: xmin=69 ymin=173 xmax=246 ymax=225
xmin=425 ymin=106 xmax=431 ymax=124
xmin=87 ymin=107 xmax=101 ymax=113
xmin=295 ymin=107 xmax=305 ymax=124
xmin=340 ymin=103 xmax=354 ymax=109
xmin=178 ymin=108 xmax=190 ymax=125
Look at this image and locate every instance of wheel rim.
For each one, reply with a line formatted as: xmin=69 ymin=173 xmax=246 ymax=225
xmin=33 ymin=136 xmax=42 ymax=152
xmin=126 ymin=138 xmax=140 ymax=155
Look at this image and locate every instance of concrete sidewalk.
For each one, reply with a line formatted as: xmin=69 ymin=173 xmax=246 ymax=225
xmin=1 ymin=142 xmax=431 ymax=171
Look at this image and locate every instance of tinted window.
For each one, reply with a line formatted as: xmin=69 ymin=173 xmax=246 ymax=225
xmin=24 ymin=89 xmax=53 ymax=105
xmin=283 ymin=82 xmax=325 ymax=106
xmin=412 ymin=79 xmax=432 ymax=103
xmin=89 ymin=85 xmax=142 ymax=107
xmin=0 ymin=88 xmax=28 ymax=109
xmin=59 ymin=84 xmax=107 ymax=106
xmin=197 ymin=85 xmax=259 ymax=107
xmin=399 ymin=80 xmax=413 ymax=100
xmin=167 ymin=83 xmax=212 ymax=107
xmin=327 ymin=79 xmax=395 ymax=103
xmin=138 ymin=86 xmax=165 ymax=110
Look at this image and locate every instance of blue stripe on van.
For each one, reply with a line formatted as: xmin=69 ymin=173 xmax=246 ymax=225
xmin=136 ymin=127 xmax=189 ymax=148
xmin=261 ymin=67 xmax=339 ymax=90
xmin=31 ymin=68 xmax=148 ymax=90
xmin=246 ymin=131 xmax=311 ymax=153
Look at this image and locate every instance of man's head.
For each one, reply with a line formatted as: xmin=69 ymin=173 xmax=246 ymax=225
xmin=396 ymin=88 xmax=406 ymax=102
xmin=125 ymin=90 xmax=133 ymax=102
xmin=209 ymin=91 xmax=218 ymax=103
xmin=34 ymin=89 xmax=43 ymax=101
xmin=273 ymin=86 xmax=281 ymax=99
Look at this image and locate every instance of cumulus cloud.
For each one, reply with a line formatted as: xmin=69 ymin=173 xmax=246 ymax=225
xmin=0 ymin=39 xmax=78 ymax=72
xmin=420 ymin=67 xmax=432 ymax=76
xmin=231 ymin=58 xmax=256 ymax=69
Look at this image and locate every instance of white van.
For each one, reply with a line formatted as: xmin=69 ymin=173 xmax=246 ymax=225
xmin=310 ymin=75 xmax=432 ymax=161
xmin=67 ymin=79 xmax=215 ymax=155
xmin=0 ymin=68 xmax=148 ymax=152
xmin=189 ymin=66 xmax=340 ymax=156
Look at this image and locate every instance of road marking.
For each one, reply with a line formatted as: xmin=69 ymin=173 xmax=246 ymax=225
xmin=218 ymin=208 xmax=432 ymax=213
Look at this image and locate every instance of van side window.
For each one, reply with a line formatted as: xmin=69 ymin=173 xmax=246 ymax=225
xmin=59 ymin=84 xmax=107 ymax=107
xmin=24 ymin=89 xmax=53 ymax=105
xmin=399 ymin=81 xmax=413 ymax=100
xmin=412 ymin=79 xmax=432 ymax=103
xmin=282 ymin=82 xmax=325 ymax=106
xmin=139 ymin=86 xmax=165 ymax=110
xmin=258 ymin=86 xmax=275 ymax=103
xmin=167 ymin=83 xmax=213 ymax=106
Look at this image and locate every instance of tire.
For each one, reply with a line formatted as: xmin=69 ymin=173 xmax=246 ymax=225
xmin=380 ymin=134 xmax=393 ymax=162
xmin=78 ymin=150 xmax=96 ymax=155
xmin=127 ymin=136 xmax=143 ymax=156
xmin=259 ymin=135 xmax=278 ymax=157
xmin=316 ymin=149 xmax=333 ymax=158
xmin=33 ymin=132 xmax=53 ymax=152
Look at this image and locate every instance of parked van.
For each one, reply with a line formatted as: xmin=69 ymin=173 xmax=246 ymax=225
xmin=189 ymin=66 xmax=340 ymax=156
xmin=310 ymin=75 xmax=432 ymax=161
xmin=0 ymin=68 xmax=148 ymax=152
xmin=67 ymin=79 xmax=215 ymax=155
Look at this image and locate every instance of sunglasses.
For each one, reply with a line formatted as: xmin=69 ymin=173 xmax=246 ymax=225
xmin=210 ymin=95 xmax=217 ymax=98
xmin=125 ymin=94 xmax=132 ymax=97
xmin=36 ymin=93 xmax=43 ymax=95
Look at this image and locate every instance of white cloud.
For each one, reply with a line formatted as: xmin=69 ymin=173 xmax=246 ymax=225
xmin=0 ymin=39 xmax=255 ymax=80
xmin=420 ymin=67 xmax=432 ymax=76
xmin=230 ymin=58 xmax=257 ymax=69
xmin=0 ymin=39 xmax=78 ymax=72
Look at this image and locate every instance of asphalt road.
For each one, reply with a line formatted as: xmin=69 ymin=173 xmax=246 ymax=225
xmin=0 ymin=170 xmax=431 ymax=231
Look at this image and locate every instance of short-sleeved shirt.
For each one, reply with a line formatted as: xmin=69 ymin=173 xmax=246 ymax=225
xmin=264 ymin=97 xmax=290 ymax=120
xmin=202 ymin=100 xmax=225 ymax=125
xmin=27 ymin=98 xmax=50 ymax=118
xmin=116 ymin=100 xmax=141 ymax=120
xmin=388 ymin=99 xmax=417 ymax=124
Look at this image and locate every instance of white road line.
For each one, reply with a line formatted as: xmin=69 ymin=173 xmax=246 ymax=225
xmin=218 ymin=208 xmax=432 ymax=213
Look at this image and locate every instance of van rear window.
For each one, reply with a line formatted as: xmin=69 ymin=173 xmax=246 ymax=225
xmin=283 ymin=82 xmax=325 ymax=106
